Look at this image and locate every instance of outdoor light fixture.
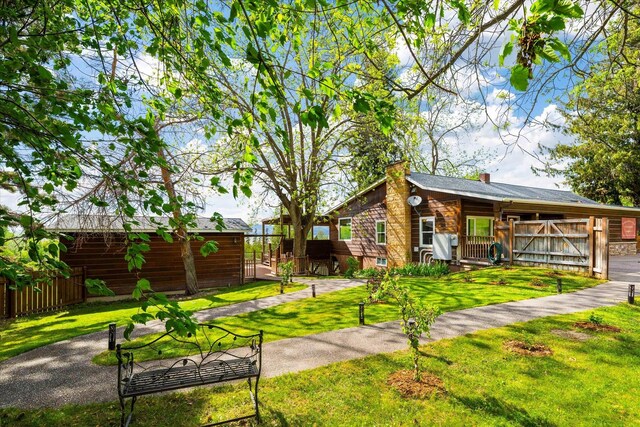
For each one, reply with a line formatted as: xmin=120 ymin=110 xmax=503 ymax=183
xmin=556 ymin=278 xmax=562 ymax=294
xmin=233 ymin=236 xmax=239 ymax=244
xmin=629 ymin=284 xmax=635 ymax=304
xmin=359 ymin=302 xmax=365 ymax=325
xmin=312 ymin=284 xmax=316 ymax=298
xmin=108 ymin=323 xmax=116 ymax=351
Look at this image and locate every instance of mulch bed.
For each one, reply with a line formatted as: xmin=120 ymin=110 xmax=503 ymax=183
xmin=551 ymin=329 xmax=592 ymax=341
xmin=504 ymin=340 xmax=553 ymax=357
xmin=528 ymin=280 xmax=549 ymax=288
xmin=387 ymin=370 xmax=446 ymax=399
xmin=574 ymin=322 xmax=621 ymax=333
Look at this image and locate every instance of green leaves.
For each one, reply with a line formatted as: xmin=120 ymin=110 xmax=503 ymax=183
xmin=500 ymin=0 xmax=583 ymax=91
xmin=200 ymin=240 xmax=219 ymax=257
xmin=509 ymin=65 xmax=531 ymax=92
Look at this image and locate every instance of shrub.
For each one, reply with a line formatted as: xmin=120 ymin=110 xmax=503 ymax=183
xmin=278 ymin=261 xmax=294 ymax=284
xmin=344 ymin=256 xmax=360 ymax=278
xmin=589 ymin=313 xmax=604 ymax=325
xmin=389 ymin=261 xmax=450 ymax=277
xmin=356 ymin=267 xmax=386 ymax=279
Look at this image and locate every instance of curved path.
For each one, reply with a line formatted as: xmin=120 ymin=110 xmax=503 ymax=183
xmin=0 ymin=264 xmax=636 ymax=409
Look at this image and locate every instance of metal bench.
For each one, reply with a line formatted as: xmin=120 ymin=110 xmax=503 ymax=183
xmin=109 ymin=323 xmax=263 ymax=427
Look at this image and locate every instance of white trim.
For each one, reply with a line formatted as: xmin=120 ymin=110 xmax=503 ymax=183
xmin=419 ymin=216 xmax=435 ymax=247
xmin=466 ymin=216 xmax=494 ymax=237
xmin=506 ymin=215 xmax=520 ymax=222
xmin=338 ymin=217 xmax=353 ymax=241
xmin=376 ymin=257 xmax=388 ymax=267
xmin=375 ymin=220 xmax=386 ymax=245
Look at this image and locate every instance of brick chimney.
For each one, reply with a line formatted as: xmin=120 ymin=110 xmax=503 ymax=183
xmin=479 ymin=173 xmax=490 ymax=184
xmin=386 ymin=161 xmax=412 ymax=268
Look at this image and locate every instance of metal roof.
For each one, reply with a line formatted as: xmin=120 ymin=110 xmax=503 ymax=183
xmin=48 ymin=215 xmax=251 ymax=233
xmin=407 ymin=173 xmax=601 ymax=205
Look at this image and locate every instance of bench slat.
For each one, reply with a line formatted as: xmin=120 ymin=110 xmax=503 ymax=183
xmin=123 ymin=358 xmax=257 ymax=397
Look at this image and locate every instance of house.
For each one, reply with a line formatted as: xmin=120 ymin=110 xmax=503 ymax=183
xmin=325 ymin=162 xmax=640 ymax=275
xmin=50 ymin=215 xmax=251 ymax=297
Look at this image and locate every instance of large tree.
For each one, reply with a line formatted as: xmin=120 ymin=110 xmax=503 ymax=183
xmin=545 ymin=4 xmax=640 ymax=206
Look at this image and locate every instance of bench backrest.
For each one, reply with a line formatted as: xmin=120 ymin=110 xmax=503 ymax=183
xmin=115 ymin=324 xmax=263 ymax=392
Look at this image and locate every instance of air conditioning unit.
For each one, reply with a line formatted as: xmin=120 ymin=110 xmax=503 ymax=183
xmin=433 ymin=234 xmax=454 ymax=261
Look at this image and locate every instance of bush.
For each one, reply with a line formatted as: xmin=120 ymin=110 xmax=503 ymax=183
xmin=389 ymin=261 xmax=449 ymax=277
xmin=356 ymin=267 xmax=386 ymax=279
xmin=344 ymin=256 xmax=360 ymax=278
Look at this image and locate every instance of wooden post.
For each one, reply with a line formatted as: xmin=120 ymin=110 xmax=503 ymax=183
xmin=602 ymin=217 xmax=609 ymax=280
xmin=253 ymin=251 xmax=257 ymax=280
xmin=7 ymin=281 xmax=16 ymax=318
xmin=81 ymin=266 xmax=87 ymax=302
xmin=509 ymin=219 xmax=514 ymax=265
xmin=588 ymin=216 xmax=595 ymax=277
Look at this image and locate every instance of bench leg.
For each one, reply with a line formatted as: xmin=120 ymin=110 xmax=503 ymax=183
xmin=119 ymin=395 xmax=137 ymax=427
xmin=248 ymin=377 xmax=260 ymax=423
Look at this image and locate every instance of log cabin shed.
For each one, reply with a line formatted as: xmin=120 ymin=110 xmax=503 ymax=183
xmin=325 ymin=162 xmax=640 ymax=275
xmin=50 ymin=215 xmax=251 ymax=297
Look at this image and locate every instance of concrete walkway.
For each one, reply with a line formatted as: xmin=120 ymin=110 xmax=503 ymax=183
xmin=0 ymin=271 xmax=636 ymax=409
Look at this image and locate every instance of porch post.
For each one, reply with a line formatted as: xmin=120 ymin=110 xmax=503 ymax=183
xmin=588 ymin=216 xmax=595 ymax=276
xmin=509 ymin=219 xmax=514 ymax=266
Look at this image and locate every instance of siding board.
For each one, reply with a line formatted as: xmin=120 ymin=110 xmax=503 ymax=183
xmin=61 ymin=233 xmax=244 ymax=296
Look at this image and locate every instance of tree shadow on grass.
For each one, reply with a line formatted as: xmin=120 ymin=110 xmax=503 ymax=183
xmin=453 ymin=394 xmax=557 ymax=427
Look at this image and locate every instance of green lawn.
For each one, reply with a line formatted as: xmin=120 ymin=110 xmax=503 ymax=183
xmin=0 ymin=281 xmax=305 ymax=362
xmin=2 ymin=303 xmax=637 ymax=426
xmin=93 ymin=267 xmax=603 ymax=364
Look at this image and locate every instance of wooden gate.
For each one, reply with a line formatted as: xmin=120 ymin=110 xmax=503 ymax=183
xmin=496 ymin=217 xmax=608 ymax=279
xmin=0 ymin=267 xmax=86 ymax=318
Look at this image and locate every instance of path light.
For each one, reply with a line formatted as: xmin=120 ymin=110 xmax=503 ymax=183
xmin=359 ymin=302 xmax=365 ymax=325
xmin=312 ymin=284 xmax=316 ymax=298
xmin=280 ymin=282 xmax=284 ymax=294
xmin=108 ymin=323 xmax=116 ymax=351
xmin=556 ymin=278 xmax=562 ymax=294
xmin=629 ymin=284 xmax=635 ymax=304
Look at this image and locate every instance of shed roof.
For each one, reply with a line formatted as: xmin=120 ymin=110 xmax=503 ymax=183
xmin=48 ymin=215 xmax=251 ymax=233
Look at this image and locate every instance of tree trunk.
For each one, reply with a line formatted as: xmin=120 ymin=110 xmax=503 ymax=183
xmin=158 ymin=148 xmax=199 ymax=295
xmin=288 ymin=203 xmax=313 ymax=259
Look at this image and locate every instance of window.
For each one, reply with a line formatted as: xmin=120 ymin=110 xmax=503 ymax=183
xmin=338 ymin=218 xmax=352 ymax=241
xmin=419 ymin=216 xmax=435 ymax=247
xmin=467 ymin=216 xmax=494 ymax=236
xmin=376 ymin=220 xmax=386 ymax=245
xmin=506 ymin=215 xmax=520 ymax=222
xmin=376 ymin=257 xmax=387 ymax=267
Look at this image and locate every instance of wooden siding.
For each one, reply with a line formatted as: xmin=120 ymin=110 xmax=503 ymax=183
xmin=330 ymin=184 xmax=387 ymax=261
xmin=61 ymin=233 xmax=244 ymax=296
xmin=410 ymin=190 xmax=461 ymax=262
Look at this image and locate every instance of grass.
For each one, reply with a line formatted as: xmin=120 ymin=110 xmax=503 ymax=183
xmin=2 ymin=303 xmax=637 ymax=426
xmin=93 ymin=267 xmax=603 ymax=364
xmin=0 ymin=281 xmax=306 ymax=362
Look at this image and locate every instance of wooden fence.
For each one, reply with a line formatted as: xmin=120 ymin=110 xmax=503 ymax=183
xmin=495 ymin=217 xmax=608 ymax=278
xmin=244 ymin=252 xmax=257 ymax=282
xmin=0 ymin=267 xmax=86 ymax=318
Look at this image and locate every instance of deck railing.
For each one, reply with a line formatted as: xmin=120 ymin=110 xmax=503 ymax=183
xmin=460 ymin=235 xmax=495 ymax=260
xmin=244 ymin=252 xmax=257 ymax=282
xmin=276 ymin=255 xmax=309 ymax=275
